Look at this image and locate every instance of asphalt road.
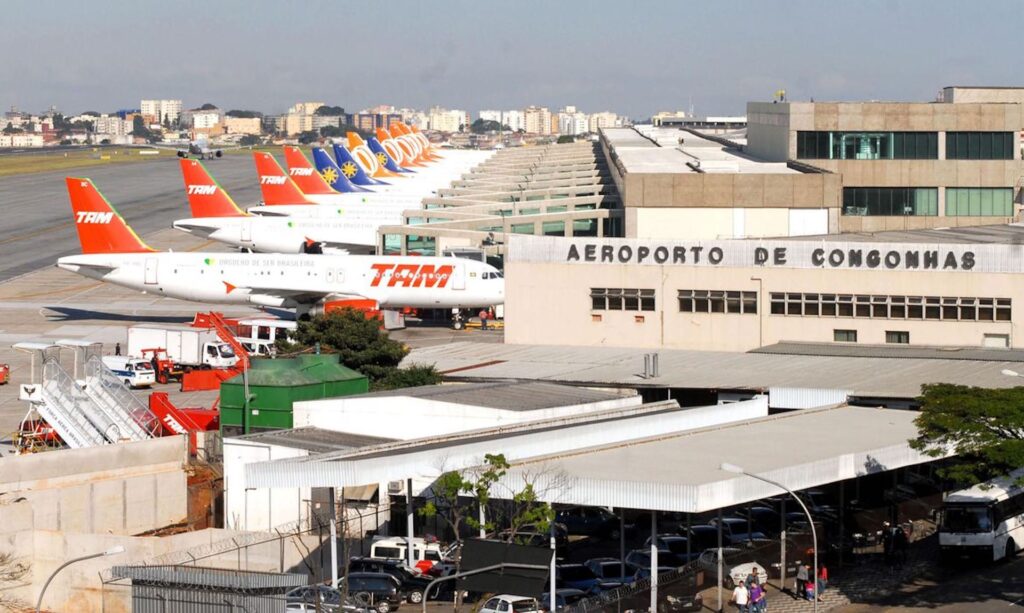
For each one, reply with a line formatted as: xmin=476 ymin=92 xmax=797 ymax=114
xmin=0 ymin=154 xmax=265 ymax=281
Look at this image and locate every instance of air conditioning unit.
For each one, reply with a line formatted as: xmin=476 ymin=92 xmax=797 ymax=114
xmin=388 ymin=481 xmax=404 ymax=495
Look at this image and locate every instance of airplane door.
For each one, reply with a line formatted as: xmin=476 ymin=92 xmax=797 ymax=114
xmin=326 ymin=268 xmax=335 ymax=284
xmin=144 ymin=258 xmax=158 ymax=285
xmin=452 ymin=263 xmax=466 ymax=290
xmin=241 ymin=220 xmax=252 ymax=242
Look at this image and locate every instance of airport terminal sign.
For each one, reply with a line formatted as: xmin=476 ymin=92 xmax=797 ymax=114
xmin=510 ymin=235 xmax=1024 ymax=274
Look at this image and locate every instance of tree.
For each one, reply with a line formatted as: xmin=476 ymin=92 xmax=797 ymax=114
xmin=470 ymin=119 xmax=503 ymax=134
xmin=132 ymin=115 xmax=152 ymax=139
xmin=557 ymin=135 xmax=575 ymax=144
xmin=82 ymin=111 xmax=100 ymax=117
xmin=238 ymin=134 xmax=262 ymax=146
xmin=226 ymin=109 xmax=263 ymax=119
xmin=100 ymin=138 xmax=111 ymax=145
xmin=911 ymin=383 xmax=1024 ymax=487
xmin=297 ymin=130 xmax=320 ymax=144
xmin=0 ymin=550 xmax=30 ymax=611
xmin=198 ymin=102 xmax=218 ymax=110
xmin=2 ymin=123 xmax=21 ymax=134
xmin=315 ymin=105 xmax=346 ymax=116
xmin=281 ymin=308 xmax=441 ymax=390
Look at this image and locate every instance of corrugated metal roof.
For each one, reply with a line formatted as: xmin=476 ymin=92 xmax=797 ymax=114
xmin=110 ymin=565 xmax=307 ymax=589
xmin=754 ymin=341 xmax=1024 ymax=362
xmin=345 ymin=381 xmax=635 ymax=411
xmin=403 ymin=341 xmax=1024 ymax=399
xmin=230 ymin=426 xmax=395 ymax=453
xmin=494 ymin=404 xmax=934 ymax=513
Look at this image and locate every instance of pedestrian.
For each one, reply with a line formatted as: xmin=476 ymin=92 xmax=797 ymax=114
xmin=893 ymin=524 xmax=908 ymax=568
xmin=882 ymin=521 xmax=894 ymax=566
xmin=749 ymin=579 xmax=765 ymax=613
xmin=114 ymin=342 xmax=121 ymax=356
xmin=795 ymin=563 xmax=809 ymax=600
xmin=730 ymin=581 xmax=749 ymax=612
xmin=478 ymin=308 xmax=488 ymax=330
xmin=817 ymin=564 xmax=828 ymax=593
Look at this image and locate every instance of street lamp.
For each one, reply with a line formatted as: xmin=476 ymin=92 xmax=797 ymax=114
xmin=36 ymin=545 xmax=125 ymax=613
xmin=720 ymin=463 xmax=818 ymax=612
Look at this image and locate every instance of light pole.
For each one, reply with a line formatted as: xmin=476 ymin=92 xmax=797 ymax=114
xmin=36 ymin=545 xmax=125 ymax=612
xmin=720 ymin=463 xmax=817 ymax=612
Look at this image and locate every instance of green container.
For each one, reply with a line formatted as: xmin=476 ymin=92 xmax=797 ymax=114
xmin=220 ymin=355 xmax=368 ymax=434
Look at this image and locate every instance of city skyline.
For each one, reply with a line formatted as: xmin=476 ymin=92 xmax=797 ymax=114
xmin=3 ymin=0 xmax=1021 ymax=118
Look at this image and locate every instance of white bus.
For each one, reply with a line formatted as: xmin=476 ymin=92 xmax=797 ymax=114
xmin=939 ymin=468 xmax=1024 ymax=563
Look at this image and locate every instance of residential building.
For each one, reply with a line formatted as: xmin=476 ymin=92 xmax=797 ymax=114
xmin=746 ymin=86 xmax=1024 ymax=232
xmin=0 ymin=133 xmax=44 ymax=147
xmin=223 ymin=116 xmax=262 ymax=135
xmin=559 ymin=107 xmax=590 ymax=136
xmin=428 ymin=107 xmax=467 ymax=133
xmin=524 ymin=106 xmax=552 ymax=134
xmin=588 ymin=111 xmax=622 ymax=133
xmin=284 ymin=102 xmax=325 ymax=135
xmin=91 ymin=114 xmax=132 ymax=136
xmin=479 ymin=110 xmax=524 ymax=132
xmin=140 ymin=99 xmax=182 ymax=125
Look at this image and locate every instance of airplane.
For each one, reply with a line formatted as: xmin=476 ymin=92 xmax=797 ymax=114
xmin=149 ymin=134 xmax=236 ymax=160
xmin=173 ymin=159 xmax=408 ymax=254
xmin=282 ymin=145 xmax=368 ymax=194
xmin=56 ymin=177 xmax=505 ymax=318
xmin=347 ymin=133 xmax=404 ymax=179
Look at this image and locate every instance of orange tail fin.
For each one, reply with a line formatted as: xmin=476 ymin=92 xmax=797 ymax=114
xmin=252 ymin=152 xmax=316 ymax=205
xmin=179 ymin=159 xmax=246 ymax=217
xmin=66 ymin=177 xmax=155 ymax=254
xmin=282 ymin=146 xmax=337 ymax=195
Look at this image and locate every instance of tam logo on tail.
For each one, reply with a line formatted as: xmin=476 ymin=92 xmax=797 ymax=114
xmin=187 ymin=185 xmax=217 ymax=195
xmin=75 ymin=211 xmax=114 ymax=224
xmin=260 ymin=175 xmax=287 ymax=185
xmin=289 ymin=167 xmax=314 ymax=177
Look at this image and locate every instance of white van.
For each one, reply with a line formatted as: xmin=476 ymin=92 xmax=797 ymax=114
xmin=101 ymin=356 xmax=157 ymax=388
xmin=369 ymin=537 xmax=443 ymax=574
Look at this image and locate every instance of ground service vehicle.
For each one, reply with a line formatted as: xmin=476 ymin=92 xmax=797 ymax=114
xmin=940 ymin=469 xmax=1024 ymax=562
xmin=100 ymin=356 xmax=156 ymax=388
xmin=127 ymin=325 xmax=238 ymax=370
xmin=368 ymin=537 xmax=443 ymax=575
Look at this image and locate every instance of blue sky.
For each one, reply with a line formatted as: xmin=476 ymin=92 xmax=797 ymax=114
xmin=3 ymin=0 xmax=1022 ymax=119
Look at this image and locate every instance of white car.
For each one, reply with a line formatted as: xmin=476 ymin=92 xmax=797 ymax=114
xmin=478 ymin=594 xmax=541 ymax=613
xmin=697 ymin=548 xmax=767 ymax=589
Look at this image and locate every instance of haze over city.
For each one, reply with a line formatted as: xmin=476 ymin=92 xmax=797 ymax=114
xmin=3 ymin=0 xmax=1022 ymax=117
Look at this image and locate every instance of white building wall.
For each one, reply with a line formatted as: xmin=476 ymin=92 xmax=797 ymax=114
xmin=223 ymin=440 xmax=310 ymax=532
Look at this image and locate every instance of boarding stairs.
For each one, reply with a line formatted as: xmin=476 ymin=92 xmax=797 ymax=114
xmin=83 ymin=355 xmax=161 ymax=441
xmin=38 ymin=358 xmax=110 ymax=448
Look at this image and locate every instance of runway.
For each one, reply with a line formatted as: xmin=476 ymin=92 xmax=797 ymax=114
xmin=0 ymin=154 xmax=261 ymax=281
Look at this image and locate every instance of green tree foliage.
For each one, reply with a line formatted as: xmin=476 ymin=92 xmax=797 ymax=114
xmin=238 ymin=134 xmax=262 ymax=146
xmin=320 ymin=124 xmax=372 ymax=140
xmin=284 ymin=308 xmax=441 ymax=390
xmin=2 ymin=123 xmax=21 ymax=134
xmin=198 ymin=102 xmax=218 ymax=111
xmin=911 ymin=383 xmax=1024 ymax=486
xmin=297 ymin=130 xmax=320 ymax=144
xmin=557 ymin=135 xmax=575 ymax=144
xmin=81 ymin=111 xmax=100 ymax=117
xmin=226 ymin=109 xmax=263 ymax=118
xmin=315 ymin=105 xmax=346 ymax=116
xmin=132 ymin=115 xmax=153 ymax=139
xmin=470 ymin=119 xmax=509 ymax=134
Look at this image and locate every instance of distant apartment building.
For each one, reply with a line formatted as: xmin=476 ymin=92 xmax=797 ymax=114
xmin=191 ymin=111 xmax=221 ymax=130
xmin=428 ymin=107 xmax=467 ymax=133
xmin=352 ymin=112 xmax=403 ymax=133
xmin=746 ymin=86 xmax=1024 ymax=232
xmin=283 ymin=102 xmax=325 ymax=135
xmin=558 ymin=106 xmax=590 ymax=136
xmin=523 ymin=106 xmax=552 ymax=134
xmin=140 ymin=99 xmax=182 ymax=125
xmin=0 ymin=133 xmax=43 ymax=147
xmin=399 ymin=109 xmax=428 ymax=128
xmin=588 ymin=111 xmax=622 ymax=133
xmin=479 ymin=109 xmax=525 ymax=132
xmin=223 ymin=116 xmax=262 ymax=135
xmin=91 ymin=114 xmax=132 ymax=136
xmin=262 ymin=115 xmax=286 ymax=134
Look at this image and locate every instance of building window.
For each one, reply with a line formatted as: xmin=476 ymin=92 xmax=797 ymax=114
xmin=842 ymin=187 xmax=937 ymax=216
xmin=945 ymin=188 xmax=1014 ymax=217
xmin=770 ymin=292 xmax=1010 ymax=322
xmin=592 ymin=288 xmax=655 ymax=311
xmin=681 ymin=290 xmax=757 ymax=314
xmin=946 ymin=132 xmax=1014 ymax=160
xmin=797 ymin=131 xmax=938 ymax=160
xmin=886 ymin=331 xmax=910 ymax=344
xmin=834 ymin=329 xmax=858 ymax=343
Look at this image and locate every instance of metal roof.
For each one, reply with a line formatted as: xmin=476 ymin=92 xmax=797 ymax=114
xmin=492 ymin=404 xmax=934 ymax=513
xmin=788 ymin=224 xmax=1024 ymax=245
xmin=753 ymin=341 xmax=1024 ymax=362
xmin=230 ymin=426 xmax=395 ymax=454
xmin=343 ymin=381 xmax=635 ymax=411
xmin=110 ymin=565 xmax=307 ymax=590
xmin=405 ymin=341 xmax=1024 ymax=399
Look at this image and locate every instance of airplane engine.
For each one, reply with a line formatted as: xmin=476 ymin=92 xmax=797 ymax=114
xmin=215 ymin=150 xmax=223 ymax=158
xmin=177 ymin=151 xmax=186 ymax=158
xmin=308 ymin=297 xmax=381 ymax=318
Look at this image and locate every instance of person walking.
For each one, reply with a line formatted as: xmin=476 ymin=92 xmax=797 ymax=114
xmin=478 ymin=308 xmax=488 ymax=330
xmin=749 ymin=579 xmax=765 ymax=612
xmin=796 ymin=563 xmax=809 ymax=600
xmin=114 ymin=342 xmax=121 ymax=356
xmin=817 ymin=564 xmax=829 ymax=596
xmin=730 ymin=581 xmax=750 ymax=612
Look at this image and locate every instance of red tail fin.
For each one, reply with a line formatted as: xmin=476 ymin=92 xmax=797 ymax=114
xmin=252 ymin=152 xmax=315 ymax=205
xmin=283 ymin=146 xmax=337 ymax=195
xmin=66 ymin=177 xmax=155 ymax=254
xmin=179 ymin=159 xmax=246 ymax=217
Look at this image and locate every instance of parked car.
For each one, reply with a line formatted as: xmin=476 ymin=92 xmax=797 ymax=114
xmin=478 ymin=594 xmax=541 ymax=613
xmin=286 ymin=585 xmax=344 ymax=611
xmin=624 ymin=548 xmax=687 ymax=572
xmin=733 ymin=506 xmax=782 ymax=538
xmin=555 ymin=507 xmax=631 ymax=539
xmin=681 ymin=525 xmax=721 ymax=550
xmin=539 ymin=588 xmax=588 ymax=612
xmin=347 ymin=557 xmax=440 ymax=604
xmin=697 ymin=548 xmax=767 ymax=589
xmin=708 ymin=517 xmax=768 ymax=544
xmin=343 ymin=572 xmax=404 ymax=613
xmin=620 ymin=569 xmax=703 ymax=612
xmin=644 ymin=534 xmax=699 ymax=562
xmin=584 ymin=557 xmax=633 ymax=584
xmin=555 ymin=564 xmax=603 ymax=594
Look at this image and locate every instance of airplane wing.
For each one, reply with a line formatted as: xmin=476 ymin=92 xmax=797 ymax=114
xmin=229 ymin=283 xmax=366 ymax=306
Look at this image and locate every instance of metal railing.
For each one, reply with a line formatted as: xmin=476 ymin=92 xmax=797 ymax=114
xmin=84 ymin=355 xmax=161 ymax=440
xmin=41 ymin=358 xmax=112 ymax=447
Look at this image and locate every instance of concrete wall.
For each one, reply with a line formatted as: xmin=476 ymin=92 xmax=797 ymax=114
xmin=942 ymin=87 xmax=1024 ymax=104
xmin=0 ymin=437 xmax=189 ymax=537
xmin=633 ymin=208 xmax=828 ymax=240
xmin=223 ymin=440 xmax=310 ymax=532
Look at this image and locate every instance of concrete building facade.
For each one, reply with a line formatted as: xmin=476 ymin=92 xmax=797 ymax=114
xmin=746 ymin=88 xmax=1024 ymax=233
xmin=524 ymin=106 xmax=552 ymax=134
xmin=140 ymin=99 xmax=181 ymax=125
xmin=504 ymin=232 xmax=1024 ymax=351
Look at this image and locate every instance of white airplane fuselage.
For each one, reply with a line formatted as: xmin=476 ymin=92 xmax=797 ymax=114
xmin=57 ymin=252 xmax=504 ymax=312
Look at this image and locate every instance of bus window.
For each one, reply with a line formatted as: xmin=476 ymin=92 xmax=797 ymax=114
xmin=942 ymin=505 xmax=992 ymax=533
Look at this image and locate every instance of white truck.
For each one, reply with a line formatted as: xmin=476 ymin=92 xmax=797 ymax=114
xmin=127 ymin=325 xmax=239 ymax=370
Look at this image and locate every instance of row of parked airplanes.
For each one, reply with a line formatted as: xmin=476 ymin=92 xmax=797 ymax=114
xmin=58 ymin=124 xmax=506 ymax=319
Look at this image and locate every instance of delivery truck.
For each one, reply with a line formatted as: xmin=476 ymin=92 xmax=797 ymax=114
xmin=126 ymin=325 xmax=239 ymax=370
